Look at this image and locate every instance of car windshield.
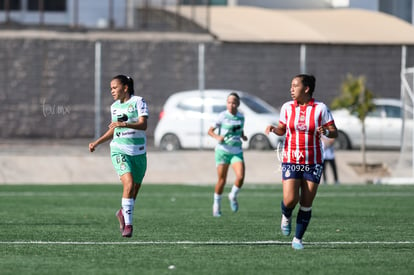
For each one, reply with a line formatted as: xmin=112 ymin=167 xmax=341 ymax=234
xmin=384 ymin=105 xmax=401 ymax=118
xmin=176 ymin=97 xmax=203 ymax=113
xmin=240 ymin=95 xmax=276 ymax=114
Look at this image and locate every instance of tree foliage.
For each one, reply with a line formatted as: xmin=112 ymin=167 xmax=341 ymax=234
xmin=331 ymin=74 xmax=375 ymax=172
xmin=331 ymin=74 xmax=375 ymax=122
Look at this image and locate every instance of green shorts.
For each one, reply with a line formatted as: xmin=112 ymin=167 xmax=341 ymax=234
xmin=215 ymin=149 xmax=244 ymax=166
xmin=111 ymin=153 xmax=147 ymax=184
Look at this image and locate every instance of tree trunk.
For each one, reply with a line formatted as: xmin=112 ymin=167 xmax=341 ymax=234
xmin=361 ymin=120 xmax=367 ymax=172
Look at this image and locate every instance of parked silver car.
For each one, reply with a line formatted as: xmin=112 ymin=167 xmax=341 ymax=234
xmin=331 ymin=98 xmax=408 ymax=150
xmin=154 ymin=90 xmax=282 ymax=151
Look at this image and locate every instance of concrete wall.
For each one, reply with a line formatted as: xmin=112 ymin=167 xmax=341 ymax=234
xmin=0 ymin=35 xmax=412 ymax=143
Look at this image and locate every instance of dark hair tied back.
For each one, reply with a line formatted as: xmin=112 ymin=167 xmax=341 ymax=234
xmin=228 ymin=92 xmax=240 ymax=101
xmin=295 ymin=74 xmax=316 ymax=95
xmin=228 ymin=92 xmax=241 ymax=107
xmin=113 ymin=74 xmax=135 ymax=95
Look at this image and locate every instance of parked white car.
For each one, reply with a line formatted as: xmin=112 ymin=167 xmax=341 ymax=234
xmin=331 ymin=98 xmax=408 ymax=150
xmin=154 ymin=90 xmax=282 ymax=151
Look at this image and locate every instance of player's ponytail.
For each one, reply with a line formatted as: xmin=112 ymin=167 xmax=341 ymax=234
xmin=112 ymin=74 xmax=135 ymax=95
xmin=126 ymin=76 xmax=135 ymax=95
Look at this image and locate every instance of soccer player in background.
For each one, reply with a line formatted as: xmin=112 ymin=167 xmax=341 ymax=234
xmin=208 ymin=92 xmax=248 ymax=217
xmin=265 ymin=74 xmax=338 ymax=249
xmin=321 ymin=136 xmax=339 ymax=184
xmin=89 ymin=74 xmax=149 ymax=238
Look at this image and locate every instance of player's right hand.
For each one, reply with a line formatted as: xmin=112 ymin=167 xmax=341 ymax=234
xmin=89 ymin=143 xmax=96 ymax=152
xmin=265 ymin=125 xmax=274 ymax=135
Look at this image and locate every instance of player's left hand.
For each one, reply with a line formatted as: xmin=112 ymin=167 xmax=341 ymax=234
xmin=109 ymin=122 xmax=124 ymax=129
xmin=89 ymin=142 xmax=96 ymax=152
xmin=317 ymin=126 xmax=325 ymax=137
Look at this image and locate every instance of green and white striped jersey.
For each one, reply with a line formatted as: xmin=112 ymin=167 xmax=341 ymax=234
xmin=214 ymin=110 xmax=245 ymax=154
xmin=110 ymin=95 xmax=149 ymax=156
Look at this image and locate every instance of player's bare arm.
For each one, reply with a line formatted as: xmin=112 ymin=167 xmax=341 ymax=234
xmin=241 ymin=131 xmax=248 ymax=141
xmin=317 ymin=124 xmax=338 ymax=139
xmin=208 ymin=126 xmax=224 ymax=142
xmin=265 ymin=122 xmax=286 ymax=136
xmin=89 ymin=128 xmax=114 ymax=152
xmin=109 ymin=116 xmax=148 ymax=131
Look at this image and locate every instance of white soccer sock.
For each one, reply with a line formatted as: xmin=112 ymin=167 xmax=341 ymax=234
xmin=213 ymin=193 xmax=222 ymax=207
xmin=122 ymin=198 xmax=135 ymax=225
xmin=229 ymin=185 xmax=240 ymax=199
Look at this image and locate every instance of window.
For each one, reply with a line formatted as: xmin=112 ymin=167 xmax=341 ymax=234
xmin=212 ymin=105 xmax=226 ymax=113
xmin=177 ymin=98 xmax=203 ymax=113
xmin=367 ymin=106 xmax=383 ymax=118
xmin=241 ymin=95 xmax=274 ymax=114
xmin=384 ymin=105 xmax=401 ymax=118
xmin=182 ymin=0 xmax=227 ymax=5
xmin=0 ymin=0 xmax=21 ymax=10
xmin=28 ymin=0 xmax=66 ymax=11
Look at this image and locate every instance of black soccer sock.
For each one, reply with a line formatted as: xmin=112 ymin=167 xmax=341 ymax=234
xmin=281 ymin=201 xmax=294 ymax=218
xmin=295 ymin=207 xmax=312 ymax=239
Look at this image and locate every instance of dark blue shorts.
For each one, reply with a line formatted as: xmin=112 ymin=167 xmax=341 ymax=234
xmin=281 ymin=163 xmax=323 ymax=184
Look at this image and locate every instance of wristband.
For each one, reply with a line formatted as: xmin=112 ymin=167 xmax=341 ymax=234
xmin=324 ymin=129 xmax=329 ymax=137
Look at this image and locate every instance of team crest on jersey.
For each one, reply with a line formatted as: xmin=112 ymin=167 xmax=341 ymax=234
xmin=127 ymin=104 xmax=135 ymax=113
xmin=120 ymin=163 xmax=126 ymax=171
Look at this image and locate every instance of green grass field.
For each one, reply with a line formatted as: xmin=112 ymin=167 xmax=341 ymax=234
xmin=1 ymin=184 xmax=413 ymax=275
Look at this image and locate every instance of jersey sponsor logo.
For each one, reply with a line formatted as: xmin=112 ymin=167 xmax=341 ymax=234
xmin=121 ymin=130 xmax=136 ymax=136
xmin=117 ymin=114 xmax=128 ymax=122
xmin=283 ymin=150 xmax=304 ymax=160
xmin=116 ymin=130 xmax=136 ymax=138
xmin=232 ymin=125 xmax=241 ymax=132
xmin=297 ymin=123 xmax=307 ymax=131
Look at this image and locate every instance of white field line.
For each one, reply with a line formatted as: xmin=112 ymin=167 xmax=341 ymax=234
xmin=0 ymin=240 xmax=413 ymax=246
xmin=0 ymin=191 xmax=413 ymax=198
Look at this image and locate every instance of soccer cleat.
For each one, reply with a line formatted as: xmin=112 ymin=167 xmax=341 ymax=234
xmin=213 ymin=204 xmax=222 ymax=217
xmin=115 ymin=209 xmax=125 ymax=233
xmin=281 ymin=214 xmax=292 ymax=236
xmin=292 ymin=237 xmax=304 ymax=250
xmin=122 ymin=225 xmax=133 ymax=238
xmin=228 ymin=194 xmax=239 ymax=213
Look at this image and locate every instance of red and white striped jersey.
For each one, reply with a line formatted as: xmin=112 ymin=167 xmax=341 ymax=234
xmin=279 ymin=99 xmax=335 ymax=164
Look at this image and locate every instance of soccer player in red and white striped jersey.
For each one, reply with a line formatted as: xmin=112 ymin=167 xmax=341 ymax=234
xmin=265 ymin=74 xmax=338 ymax=249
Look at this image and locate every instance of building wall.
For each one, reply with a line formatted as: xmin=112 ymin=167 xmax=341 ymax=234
xmin=0 ymin=37 xmax=412 ymax=141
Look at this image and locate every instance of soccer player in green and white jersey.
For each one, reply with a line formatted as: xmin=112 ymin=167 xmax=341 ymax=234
xmin=208 ymin=92 xmax=248 ymax=217
xmin=89 ymin=75 xmax=148 ymax=238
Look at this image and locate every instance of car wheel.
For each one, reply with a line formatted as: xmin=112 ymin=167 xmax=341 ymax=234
xmin=160 ymin=134 xmax=181 ymax=151
xmin=249 ymin=134 xmax=271 ymax=150
xmin=334 ymin=131 xmax=351 ymax=150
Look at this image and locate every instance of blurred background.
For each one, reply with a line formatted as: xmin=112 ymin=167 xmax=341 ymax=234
xmin=0 ymin=0 xmax=413 ymax=142
xmin=1 ymin=0 xmax=414 ymax=184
